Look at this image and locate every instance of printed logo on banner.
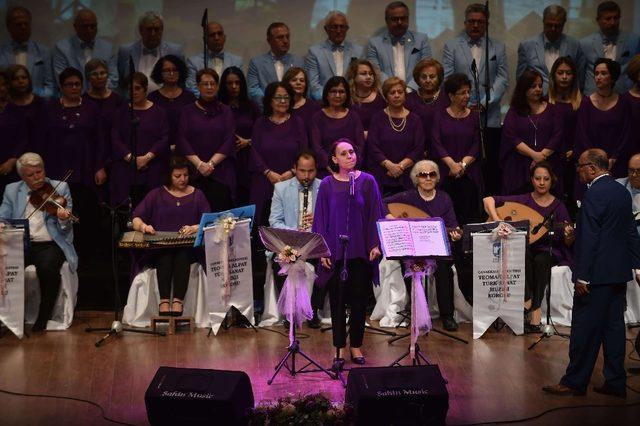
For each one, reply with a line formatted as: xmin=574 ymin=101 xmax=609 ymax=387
xmin=492 ymin=242 xmax=501 ymax=261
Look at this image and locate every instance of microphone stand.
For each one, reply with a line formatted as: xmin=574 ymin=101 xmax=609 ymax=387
xmin=483 ymin=1 xmax=490 ymax=132
xmin=201 ymin=9 xmax=208 ymax=69
xmin=471 ymin=59 xmax=486 ymax=162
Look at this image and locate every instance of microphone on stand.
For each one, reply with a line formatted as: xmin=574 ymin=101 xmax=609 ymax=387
xmin=348 ymin=171 xmax=355 ymax=196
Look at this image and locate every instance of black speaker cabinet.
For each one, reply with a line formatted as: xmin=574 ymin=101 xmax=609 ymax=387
xmin=145 ymin=366 xmax=254 ymax=426
xmin=345 ymin=365 xmax=449 ymax=426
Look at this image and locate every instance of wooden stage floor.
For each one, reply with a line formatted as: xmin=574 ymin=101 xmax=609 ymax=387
xmin=1 ymin=311 xmax=639 ymax=425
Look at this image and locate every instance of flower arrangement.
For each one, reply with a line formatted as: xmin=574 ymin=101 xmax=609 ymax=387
xmin=276 ymin=245 xmax=301 ymax=264
xmin=219 ymin=216 xmax=237 ymax=234
xmin=248 ymin=393 xmax=354 ymax=425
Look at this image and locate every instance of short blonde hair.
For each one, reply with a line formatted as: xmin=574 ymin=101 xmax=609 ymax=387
xmin=16 ymin=152 xmax=43 ymax=176
xmin=381 ymin=77 xmax=407 ymax=99
xmin=410 ymin=160 xmax=439 ymax=186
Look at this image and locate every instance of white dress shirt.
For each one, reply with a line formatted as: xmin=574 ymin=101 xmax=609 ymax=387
xmin=392 ymin=41 xmax=405 ymax=81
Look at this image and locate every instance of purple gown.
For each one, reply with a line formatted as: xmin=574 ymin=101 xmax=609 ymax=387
xmin=44 ymin=99 xmax=105 ymax=187
xmin=0 ymin=104 xmax=27 ymax=185
xmin=249 ymin=115 xmax=308 ymax=227
xmin=493 ymin=193 xmax=572 ymax=266
xmin=12 ymin=96 xmax=48 ymax=155
xmin=312 ymin=172 xmax=384 ymax=286
xmin=500 ymin=104 xmax=563 ymax=195
xmin=351 ymin=93 xmax=387 ymax=131
xmin=110 ymin=103 xmax=170 ymax=205
xmin=621 ymin=92 xmax=640 ymax=164
xmin=229 ymin=101 xmax=261 ymax=201
xmin=383 ymin=189 xmax=458 ymax=229
xmin=366 ymin=110 xmax=425 ymax=191
xmin=83 ymin=92 xmax=125 ymax=167
xmin=405 ymin=90 xmax=449 ymax=156
xmin=552 ymin=101 xmax=579 ymax=155
xmin=176 ymin=101 xmax=237 ymax=195
xmin=431 ymin=108 xmax=484 ymax=193
xmin=310 ymin=109 xmax=365 ymax=175
xmin=292 ymin=99 xmax=322 ymax=131
xmin=148 ymin=89 xmax=196 ymax=149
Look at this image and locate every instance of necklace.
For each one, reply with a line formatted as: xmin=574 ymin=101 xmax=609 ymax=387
xmin=355 ymin=89 xmax=373 ymax=99
xmin=269 ymin=113 xmax=290 ymax=125
xmin=419 ymin=89 xmax=439 ymax=105
xmin=385 ymin=108 xmax=406 ymax=132
xmin=528 ymin=113 xmax=540 ymax=147
xmin=448 ymin=106 xmax=468 ymax=120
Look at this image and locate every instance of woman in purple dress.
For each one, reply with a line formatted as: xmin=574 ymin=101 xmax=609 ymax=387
xmin=149 ymin=55 xmax=196 ymax=151
xmin=548 ymin=56 xmax=582 ymax=210
xmin=383 ymin=160 xmax=465 ymax=331
xmin=5 ymin=64 xmax=47 ymax=154
xmin=347 ymin=59 xmax=386 ymax=137
xmin=218 ymin=66 xmax=260 ymax=206
xmin=484 ymin=162 xmax=574 ymax=332
xmin=311 ymin=76 xmax=365 ymax=177
xmin=501 ymin=69 xmax=563 ymax=195
xmin=111 ymin=72 xmax=169 ymax=207
xmin=574 ymin=58 xmax=631 ymax=196
xmin=622 ymin=55 xmax=640 ymax=161
xmin=432 ymin=73 xmax=483 ymax=224
xmin=176 ymin=68 xmax=236 ymax=212
xmin=283 ymin=67 xmax=321 ymax=132
xmin=83 ymin=59 xmax=124 ymax=128
xmin=313 ymin=139 xmax=383 ymax=365
xmin=405 ymin=59 xmax=449 ymax=157
xmin=0 ymin=72 xmax=27 ymax=197
xmin=367 ymin=77 xmax=424 ymax=196
xmin=132 ymin=156 xmax=210 ymax=316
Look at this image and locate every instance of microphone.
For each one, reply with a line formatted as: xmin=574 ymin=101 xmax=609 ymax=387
xmin=532 ymin=212 xmax=553 ymax=235
xmin=471 ymin=58 xmax=477 ymax=75
xmin=348 ymin=171 xmax=355 ymax=196
xmin=201 ymin=8 xmax=208 ymax=29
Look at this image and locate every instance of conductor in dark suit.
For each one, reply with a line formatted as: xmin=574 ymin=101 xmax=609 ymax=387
xmin=544 ymin=149 xmax=640 ymax=398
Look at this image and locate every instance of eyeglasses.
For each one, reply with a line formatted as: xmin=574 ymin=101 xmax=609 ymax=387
xmin=273 ymin=95 xmax=290 ymax=102
xmin=417 ymin=171 xmax=438 ymax=179
xmin=162 ymin=69 xmax=178 ymax=75
xmin=386 ymin=16 xmax=409 ymax=23
xmin=465 ymin=19 xmax=486 ymax=25
xmin=575 ymin=162 xmax=594 ymax=170
xmin=199 ymin=81 xmax=216 ymax=88
xmin=328 ymin=89 xmax=346 ymax=96
xmin=62 ymin=82 xmax=82 ymax=88
xmin=89 ymin=71 xmax=107 ymax=78
xmin=326 ymin=24 xmax=349 ymax=31
xmin=629 ymin=168 xmax=640 ymax=176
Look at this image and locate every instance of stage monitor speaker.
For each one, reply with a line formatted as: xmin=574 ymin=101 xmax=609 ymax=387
xmin=145 ymin=366 xmax=254 ymax=426
xmin=345 ymin=365 xmax=449 ymax=426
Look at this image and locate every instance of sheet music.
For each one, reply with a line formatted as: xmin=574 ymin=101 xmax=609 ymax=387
xmin=377 ymin=218 xmax=450 ymax=258
xmin=409 ymin=220 xmax=450 ymax=256
xmin=377 ymin=221 xmax=414 ymax=258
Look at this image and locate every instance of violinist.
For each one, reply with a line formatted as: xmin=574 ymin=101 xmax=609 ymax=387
xmin=483 ymin=161 xmax=574 ymax=332
xmin=0 ymin=152 xmax=77 ymax=332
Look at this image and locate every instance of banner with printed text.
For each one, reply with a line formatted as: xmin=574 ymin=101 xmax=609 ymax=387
xmin=0 ymin=229 xmax=25 ymax=338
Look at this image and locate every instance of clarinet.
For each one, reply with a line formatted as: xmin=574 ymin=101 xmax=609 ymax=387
xmin=300 ymin=182 xmax=310 ymax=231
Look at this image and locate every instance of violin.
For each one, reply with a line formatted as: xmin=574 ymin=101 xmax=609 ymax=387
xmin=28 ymin=181 xmax=79 ymax=223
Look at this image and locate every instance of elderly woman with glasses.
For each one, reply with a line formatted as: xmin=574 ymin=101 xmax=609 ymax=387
xmin=383 ymin=160 xmax=464 ymax=331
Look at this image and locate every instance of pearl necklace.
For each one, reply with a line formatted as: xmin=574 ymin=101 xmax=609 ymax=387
xmin=385 ymin=107 xmax=407 ymax=132
xmin=268 ymin=113 xmax=290 ymax=125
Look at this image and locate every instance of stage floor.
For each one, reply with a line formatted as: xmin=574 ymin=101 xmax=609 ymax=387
xmin=1 ymin=312 xmax=639 ymax=425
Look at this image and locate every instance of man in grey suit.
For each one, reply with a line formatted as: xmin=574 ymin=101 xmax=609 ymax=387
xmin=0 ymin=6 xmax=54 ymax=98
xmin=580 ymin=1 xmax=640 ymax=95
xmin=516 ymin=5 xmax=584 ymax=95
xmin=186 ymin=22 xmax=243 ymax=95
xmin=117 ymin=11 xmax=183 ymax=92
xmin=247 ymin=22 xmax=305 ymax=105
xmin=305 ymin=11 xmax=363 ymax=100
xmin=366 ymin=1 xmax=432 ymax=89
xmin=53 ymin=9 xmax=118 ymax=90
xmin=442 ymin=3 xmax=508 ymax=195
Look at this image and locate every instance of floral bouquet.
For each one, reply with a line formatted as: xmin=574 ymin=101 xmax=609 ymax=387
xmin=276 ymin=245 xmax=301 ymax=264
xmin=248 ymin=393 xmax=354 ymax=425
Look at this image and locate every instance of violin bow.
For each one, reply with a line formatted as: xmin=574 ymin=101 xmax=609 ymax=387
xmin=26 ymin=169 xmax=76 ymax=220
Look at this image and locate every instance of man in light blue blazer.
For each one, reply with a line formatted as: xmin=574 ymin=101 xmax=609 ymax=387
xmin=53 ymin=9 xmax=118 ymax=90
xmin=117 ymin=11 xmax=184 ymax=92
xmin=247 ymin=22 xmax=305 ymax=105
xmin=516 ymin=5 xmax=584 ymax=95
xmin=0 ymin=6 xmax=54 ymax=98
xmin=306 ymin=11 xmax=363 ymax=100
xmin=580 ymin=1 xmax=640 ymax=95
xmin=186 ymin=22 xmax=243 ymax=96
xmin=0 ymin=153 xmax=77 ymax=332
xmin=366 ymin=1 xmax=432 ymax=90
xmin=269 ymin=150 xmax=323 ymax=327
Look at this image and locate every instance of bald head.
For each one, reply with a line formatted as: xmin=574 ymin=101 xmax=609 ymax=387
xmin=206 ymin=22 xmax=226 ymax=53
xmin=74 ymin=9 xmax=97 ymax=43
xmin=578 ymin=149 xmax=609 ymax=184
xmin=628 ymin=153 xmax=640 ymax=189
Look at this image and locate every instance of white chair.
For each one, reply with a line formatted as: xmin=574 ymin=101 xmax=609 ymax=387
xmin=122 ymin=263 xmax=209 ymax=328
xmin=24 ymin=262 xmax=78 ymax=331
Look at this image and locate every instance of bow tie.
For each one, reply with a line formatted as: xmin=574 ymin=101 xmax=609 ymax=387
xmin=602 ymin=37 xmax=617 ymax=46
xmin=468 ymin=39 xmax=482 ymax=47
xmin=209 ymin=52 xmax=224 ymax=61
xmin=545 ymin=41 xmax=560 ymax=50
xmin=142 ymin=47 xmax=159 ymax=56
xmin=331 ymin=44 xmax=344 ymax=52
xmin=12 ymin=42 xmax=28 ymax=53
xmin=80 ymin=41 xmax=95 ymax=50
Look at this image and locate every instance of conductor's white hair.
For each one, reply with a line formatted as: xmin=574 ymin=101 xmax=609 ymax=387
xmin=16 ymin=152 xmax=43 ymax=176
xmin=324 ymin=10 xmax=348 ymax=26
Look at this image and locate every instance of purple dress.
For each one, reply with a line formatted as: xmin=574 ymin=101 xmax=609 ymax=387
xmin=110 ymin=103 xmax=170 ymax=205
xmin=366 ymin=110 xmax=425 ymax=192
xmin=383 ymin=189 xmax=458 ymax=229
xmin=83 ymin=92 xmax=125 ymax=166
xmin=12 ymin=96 xmax=48 ymax=155
xmin=310 ymin=109 xmax=365 ymax=175
xmin=552 ymin=101 xmax=579 ymax=155
xmin=176 ymin=101 xmax=237 ymax=195
xmin=405 ymin=90 xmax=449 ymax=156
xmin=312 ymin=172 xmax=384 ymax=286
xmin=500 ymin=104 xmax=563 ymax=195
xmin=351 ymin=93 xmax=386 ymax=131
xmin=133 ymin=187 xmax=210 ymax=232
xmin=148 ymin=89 xmax=196 ymax=149
xmin=44 ymin=99 xmax=105 ymax=187
xmin=493 ymin=193 xmax=572 ymax=266
xmin=249 ymin=115 xmax=308 ymax=227
xmin=621 ymin=92 xmax=640 ymax=165
xmin=229 ymin=101 xmax=261 ymax=201
xmin=0 ymin=104 xmax=27 ymax=187
xmin=431 ymin=108 xmax=483 ymax=193
xmin=292 ymin=99 xmax=322 ymax=132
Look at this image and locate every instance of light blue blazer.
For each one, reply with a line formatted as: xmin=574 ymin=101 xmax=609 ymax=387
xmin=53 ymin=36 xmax=118 ymax=89
xmin=442 ymin=34 xmax=508 ymax=128
xmin=516 ymin=33 xmax=584 ymax=95
xmin=305 ymin=40 xmax=363 ymax=100
xmin=117 ymin=40 xmax=184 ymax=84
xmin=247 ymin=52 xmax=305 ymax=105
xmin=186 ymin=51 xmax=244 ymax=96
xmin=366 ymin=30 xmax=432 ymax=89
xmin=580 ymin=31 xmax=640 ymax=95
xmin=0 ymin=40 xmax=54 ymax=98
xmin=0 ymin=179 xmax=78 ymax=271
xmin=269 ymin=177 xmax=321 ymax=230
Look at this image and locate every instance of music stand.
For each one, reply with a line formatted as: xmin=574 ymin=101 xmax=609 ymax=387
xmin=258 ymin=226 xmax=336 ymax=384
